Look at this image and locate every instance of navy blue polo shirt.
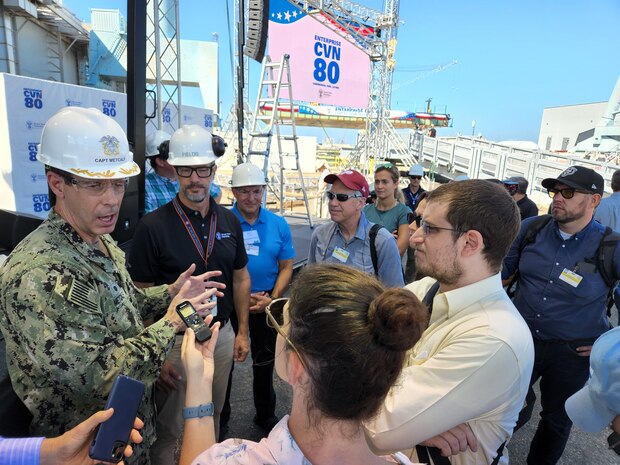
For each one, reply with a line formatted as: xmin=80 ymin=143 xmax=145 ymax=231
xmin=502 ymin=217 xmax=620 ymax=341
xmin=231 ymin=205 xmax=295 ymax=293
xmin=129 ymin=196 xmax=248 ymax=320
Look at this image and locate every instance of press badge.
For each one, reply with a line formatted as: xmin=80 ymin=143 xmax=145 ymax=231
xmin=243 ymin=230 xmax=260 ymax=256
xmin=559 ymin=268 xmax=583 ymax=288
xmin=332 ymin=247 xmax=350 ymax=263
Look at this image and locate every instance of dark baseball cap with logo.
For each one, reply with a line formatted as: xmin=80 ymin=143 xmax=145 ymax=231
xmin=324 ymin=169 xmax=370 ymax=198
xmin=541 ymin=166 xmax=604 ymax=195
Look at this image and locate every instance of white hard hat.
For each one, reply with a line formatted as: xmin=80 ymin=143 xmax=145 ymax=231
xmin=167 ymin=124 xmax=217 ymax=166
xmin=231 ymin=163 xmax=266 ymax=188
xmin=37 ymin=107 xmax=139 ymax=179
xmin=408 ymin=164 xmax=425 ymax=177
xmin=145 ymin=130 xmax=171 ymax=157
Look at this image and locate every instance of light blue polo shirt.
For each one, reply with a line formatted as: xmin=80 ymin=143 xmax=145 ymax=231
xmin=231 ymin=205 xmax=296 ymax=292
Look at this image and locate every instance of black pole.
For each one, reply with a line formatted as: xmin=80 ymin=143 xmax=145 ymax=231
xmin=236 ymin=0 xmax=245 ymax=164
xmin=113 ymin=0 xmax=146 ymax=244
xmin=128 ymin=0 xmax=147 ymax=214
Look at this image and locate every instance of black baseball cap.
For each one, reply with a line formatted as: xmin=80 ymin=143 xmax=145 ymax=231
xmin=541 ymin=166 xmax=604 ymax=195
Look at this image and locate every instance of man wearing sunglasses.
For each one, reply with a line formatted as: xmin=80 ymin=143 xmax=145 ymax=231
xmin=129 ymin=125 xmax=251 ymax=463
xmin=308 ymin=169 xmax=403 ymax=287
xmin=366 ymin=180 xmax=533 ymax=465
xmin=502 ymin=165 xmax=620 ymax=465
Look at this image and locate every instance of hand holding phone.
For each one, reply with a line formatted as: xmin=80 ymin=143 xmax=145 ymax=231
xmin=176 ymin=300 xmax=213 ymax=342
xmin=89 ymin=375 xmax=145 ymax=463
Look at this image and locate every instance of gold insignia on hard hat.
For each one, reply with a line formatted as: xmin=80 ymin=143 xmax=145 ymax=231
xmin=99 ymin=135 xmax=120 ymax=157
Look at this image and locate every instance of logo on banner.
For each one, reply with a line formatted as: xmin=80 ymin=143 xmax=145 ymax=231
xmin=32 ymin=194 xmax=50 ymax=213
xmin=23 ymin=88 xmax=43 ymax=109
xmin=30 ymin=173 xmax=46 ymax=183
xmin=313 ymin=35 xmax=341 ymax=86
xmin=99 ymin=136 xmax=121 ymax=157
xmin=25 ymin=120 xmax=45 ymax=131
xmin=163 ymin=108 xmax=171 ymax=123
xmin=27 ymin=142 xmax=39 ymax=161
xmin=65 ymin=98 xmax=83 ymax=107
xmin=204 ymin=114 xmax=213 ymax=128
xmin=102 ymin=99 xmax=117 ymax=117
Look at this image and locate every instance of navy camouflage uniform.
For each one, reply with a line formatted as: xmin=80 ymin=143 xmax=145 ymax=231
xmin=0 ymin=211 xmax=175 ymax=464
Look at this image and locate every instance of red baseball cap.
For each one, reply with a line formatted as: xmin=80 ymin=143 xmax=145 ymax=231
xmin=324 ymin=169 xmax=370 ymax=198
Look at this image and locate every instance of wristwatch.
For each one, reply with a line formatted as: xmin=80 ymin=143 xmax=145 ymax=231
xmin=182 ymin=402 xmax=214 ymax=419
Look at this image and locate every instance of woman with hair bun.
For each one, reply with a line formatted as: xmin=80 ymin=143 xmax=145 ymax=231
xmin=180 ymin=263 xmax=428 ymax=465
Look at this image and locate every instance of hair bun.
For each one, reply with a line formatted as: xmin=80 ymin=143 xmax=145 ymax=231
xmin=368 ymin=288 xmax=428 ymax=352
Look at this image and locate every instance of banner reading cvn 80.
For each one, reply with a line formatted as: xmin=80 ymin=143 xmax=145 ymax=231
xmin=268 ymin=0 xmax=370 ymax=108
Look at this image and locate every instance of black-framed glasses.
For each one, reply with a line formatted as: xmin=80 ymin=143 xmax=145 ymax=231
xmin=547 ymin=187 xmax=591 ymax=199
xmin=407 ymin=213 xmax=422 ymax=227
xmin=409 ymin=176 xmax=422 ymax=180
xmin=420 ymin=219 xmax=464 ymax=236
xmin=175 ymin=164 xmax=215 ymax=178
xmin=69 ymin=177 xmax=128 ymax=195
xmin=325 ymin=191 xmax=362 ymax=202
xmin=265 ymin=298 xmax=307 ymax=370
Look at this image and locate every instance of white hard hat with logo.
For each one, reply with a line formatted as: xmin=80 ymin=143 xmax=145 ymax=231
xmin=407 ymin=164 xmax=425 ymax=177
xmin=231 ymin=162 xmax=266 ymax=188
xmin=145 ymin=130 xmax=171 ymax=157
xmin=37 ymin=107 xmax=139 ymax=179
xmin=167 ymin=125 xmax=217 ymax=166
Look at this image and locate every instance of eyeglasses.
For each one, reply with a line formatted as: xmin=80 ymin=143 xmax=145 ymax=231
xmin=419 ymin=219 xmax=464 ymax=236
xmin=407 ymin=213 xmax=422 ymax=227
xmin=325 ymin=191 xmax=362 ymax=202
xmin=69 ymin=177 xmax=128 ymax=195
xmin=265 ymin=298 xmax=307 ymax=370
xmin=235 ymin=187 xmax=264 ymax=197
xmin=175 ymin=164 xmax=215 ymax=178
xmin=547 ymin=187 xmax=591 ymax=199
xmin=409 ymin=176 xmax=422 ymax=180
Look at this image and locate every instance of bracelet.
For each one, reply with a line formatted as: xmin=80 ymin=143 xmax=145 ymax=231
xmin=182 ymin=402 xmax=214 ymax=419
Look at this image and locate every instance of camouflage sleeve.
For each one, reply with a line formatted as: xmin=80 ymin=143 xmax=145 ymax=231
xmin=134 ymin=283 xmax=171 ymax=320
xmin=4 ymin=265 xmax=175 ymax=403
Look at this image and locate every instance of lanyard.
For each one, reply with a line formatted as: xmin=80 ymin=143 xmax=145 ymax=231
xmin=172 ymin=197 xmax=218 ymax=265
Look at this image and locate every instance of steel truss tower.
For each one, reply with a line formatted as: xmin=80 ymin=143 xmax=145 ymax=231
xmin=145 ymin=0 xmax=182 ymax=133
xmin=286 ymin=0 xmax=403 ymax=169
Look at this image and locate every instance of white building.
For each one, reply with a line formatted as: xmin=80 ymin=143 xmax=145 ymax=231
xmin=0 ymin=0 xmax=88 ymax=84
xmin=538 ymin=101 xmax=606 ymax=152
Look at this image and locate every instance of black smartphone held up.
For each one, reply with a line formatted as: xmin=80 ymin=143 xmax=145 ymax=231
xmin=89 ymin=375 xmax=145 ymax=463
xmin=176 ymin=300 xmax=212 ymax=342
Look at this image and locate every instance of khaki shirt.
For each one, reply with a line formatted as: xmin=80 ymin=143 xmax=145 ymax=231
xmin=0 ymin=211 xmax=175 ymax=463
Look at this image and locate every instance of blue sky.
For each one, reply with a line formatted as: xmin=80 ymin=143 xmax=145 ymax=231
xmin=64 ymin=0 xmax=619 ymax=144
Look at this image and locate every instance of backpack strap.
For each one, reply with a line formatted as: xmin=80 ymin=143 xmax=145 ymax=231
xmin=597 ymin=226 xmax=620 ymax=287
xmin=369 ymin=223 xmax=384 ymax=276
xmin=506 ymin=215 xmax=553 ymax=298
xmin=423 ymin=280 xmax=441 ymax=313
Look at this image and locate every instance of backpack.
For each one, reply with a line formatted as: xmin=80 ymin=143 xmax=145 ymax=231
xmin=507 ymin=215 xmax=620 ymax=312
xmin=369 ymin=223 xmax=383 ymax=276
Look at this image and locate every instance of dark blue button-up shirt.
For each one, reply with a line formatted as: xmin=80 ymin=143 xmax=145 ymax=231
xmin=502 ymin=217 xmax=618 ymax=341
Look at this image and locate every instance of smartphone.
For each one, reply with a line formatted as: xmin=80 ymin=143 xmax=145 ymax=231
xmin=89 ymin=375 xmax=145 ymax=463
xmin=176 ymin=300 xmax=212 ymax=342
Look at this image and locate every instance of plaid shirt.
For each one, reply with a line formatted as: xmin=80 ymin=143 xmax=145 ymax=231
xmin=145 ymin=170 xmax=179 ymax=213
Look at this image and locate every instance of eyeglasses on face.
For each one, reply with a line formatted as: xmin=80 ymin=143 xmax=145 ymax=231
xmin=409 ymin=176 xmax=422 ymax=180
xmin=419 ymin=219 xmax=464 ymax=236
xmin=407 ymin=212 xmax=422 ymax=227
xmin=236 ymin=187 xmax=264 ymax=197
xmin=325 ymin=191 xmax=362 ymax=202
xmin=175 ymin=164 xmax=215 ymax=178
xmin=265 ymin=298 xmax=307 ymax=370
xmin=69 ymin=177 xmax=128 ymax=195
xmin=547 ymin=187 xmax=591 ymax=199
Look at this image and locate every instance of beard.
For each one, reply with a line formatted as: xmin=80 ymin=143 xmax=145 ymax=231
xmin=551 ymin=197 xmax=588 ymax=224
xmin=416 ymin=247 xmax=463 ymax=285
xmin=182 ymin=183 xmax=208 ymax=203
